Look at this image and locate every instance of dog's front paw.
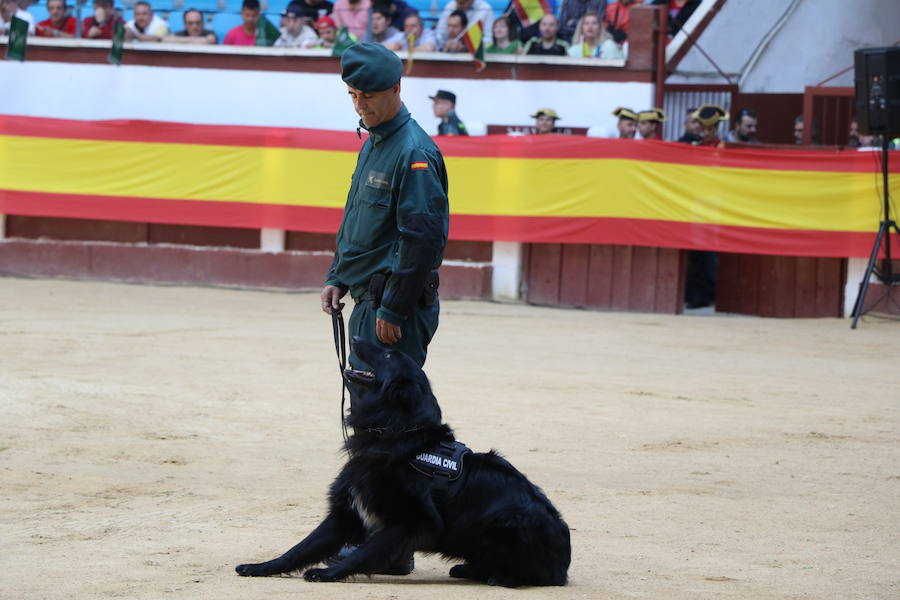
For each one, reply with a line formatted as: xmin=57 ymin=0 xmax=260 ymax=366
xmin=236 ymin=562 xmax=275 ymax=577
xmin=303 ymin=567 xmax=341 ymax=582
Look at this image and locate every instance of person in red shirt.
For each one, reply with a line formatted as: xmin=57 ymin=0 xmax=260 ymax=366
xmin=81 ymin=0 xmax=124 ymax=39
xmin=604 ymin=0 xmax=637 ymax=36
xmin=223 ymin=0 xmax=260 ymax=45
xmin=36 ymin=0 xmax=76 ymax=37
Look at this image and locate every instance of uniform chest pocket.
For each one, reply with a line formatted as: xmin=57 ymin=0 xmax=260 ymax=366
xmin=350 ymin=184 xmax=394 ymax=248
xmin=363 ymin=172 xmax=392 ymax=208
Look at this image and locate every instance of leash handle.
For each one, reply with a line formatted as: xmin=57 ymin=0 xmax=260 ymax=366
xmin=331 ymin=307 xmax=349 ymax=444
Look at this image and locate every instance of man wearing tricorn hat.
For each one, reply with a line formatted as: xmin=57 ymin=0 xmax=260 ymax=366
xmin=612 ymin=107 xmax=637 ymax=139
xmin=637 ymin=108 xmax=666 ymax=139
xmin=532 ymin=108 xmax=560 ymax=134
xmin=691 ymin=104 xmax=728 ymax=147
xmin=431 ymin=89 xmax=468 ymax=136
xmin=321 ymin=42 xmax=449 ymax=373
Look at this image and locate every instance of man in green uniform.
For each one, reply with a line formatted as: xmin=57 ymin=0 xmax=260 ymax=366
xmin=430 ymin=89 xmax=468 ymax=136
xmin=321 ymin=42 xmax=449 ymax=370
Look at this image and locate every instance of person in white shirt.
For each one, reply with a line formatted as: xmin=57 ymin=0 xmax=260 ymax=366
xmin=125 ymin=1 xmax=169 ymax=41
xmin=362 ymin=5 xmax=404 ymax=47
xmin=274 ymin=4 xmax=317 ymax=47
xmin=1 ymin=0 xmax=36 ymax=33
xmin=435 ymin=0 xmax=492 ymax=48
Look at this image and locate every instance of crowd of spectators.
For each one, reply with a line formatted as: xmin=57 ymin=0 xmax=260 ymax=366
xmin=3 ymin=0 xmax=689 ymax=56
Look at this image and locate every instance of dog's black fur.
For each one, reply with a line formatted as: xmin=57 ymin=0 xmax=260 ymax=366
xmin=235 ymin=337 xmax=571 ymax=587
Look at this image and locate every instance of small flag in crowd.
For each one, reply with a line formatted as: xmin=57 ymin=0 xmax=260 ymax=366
xmin=256 ymin=16 xmax=281 ymax=46
xmin=108 ymin=20 xmax=125 ymax=65
xmin=5 ymin=15 xmax=28 ymax=62
xmin=462 ymin=20 xmax=486 ymax=72
xmin=512 ymin=0 xmax=552 ymax=27
xmin=331 ymin=27 xmax=356 ymax=57
xmin=405 ymin=32 xmax=415 ymax=75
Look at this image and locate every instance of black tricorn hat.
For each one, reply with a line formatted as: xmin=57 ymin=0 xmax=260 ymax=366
xmin=612 ymin=106 xmax=638 ymax=121
xmin=692 ymin=104 xmax=729 ymax=127
xmin=429 ymin=89 xmax=457 ymax=104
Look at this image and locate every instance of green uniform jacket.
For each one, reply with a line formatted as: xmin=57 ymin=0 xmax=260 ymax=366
xmin=327 ymin=104 xmax=450 ymax=327
xmin=438 ymin=110 xmax=468 ymax=136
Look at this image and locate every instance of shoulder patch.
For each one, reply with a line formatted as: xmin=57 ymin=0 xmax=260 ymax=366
xmin=410 ymin=161 xmax=428 ymax=171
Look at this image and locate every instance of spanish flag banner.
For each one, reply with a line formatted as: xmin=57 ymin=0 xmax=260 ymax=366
xmin=513 ymin=0 xmax=551 ymax=27
xmin=1 ymin=115 xmax=898 ymax=259
xmin=462 ymin=20 xmax=486 ymax=72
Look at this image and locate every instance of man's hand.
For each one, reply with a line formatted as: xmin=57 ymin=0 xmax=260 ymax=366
xmin=376 ymin=318 xmax=401 ymax=345
xmin=321 ymin=285 xmax=345 ymax=314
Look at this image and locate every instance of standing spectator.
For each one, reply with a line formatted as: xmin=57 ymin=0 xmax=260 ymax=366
xmin=612 ymin=107 xmax=637 ymax=138
xmin=793 ymin=114 xmax=804 ymax=145
xmin=381 ymin=0 xmax=414 ymax=31
xmin=81 ymin=0 xmax=124 ymax=39
xmin=36 ymin=0 xmax=75 ymax=37
xmin=163 ymin=9 xmax=217 ymax=44
xmin=848 ymin=118 xmax=860 ymax=148
xmin=567 ymin=11 xmax=603 ymax=57
xmin=289 ymin=0 xmax=333 ymax=25
xmin=677 ymin=107 xmax=701 ymax=144
xmin=331 ymin=0 xmax=369 ymax=39
xmin=523 ymin=13 xmax=568 ymax=56
xmin=531 ymin=108 xmax=560 ymax=134
xmin=275 ymin=4 xmax=317 ymax=46
xmin=431 ymin=90 xmax=468 ymax=136
xmin=363 ymin=4 xmax=403 ymax=46
xmin=398 ymin=12 xmax=435 ymax=51
xmin=725 ymin=108 xmax=759 ymax=143
xmin=487 ymin=14 xmax=519 ymax=54
xmin=125 ymin=1 xmax=169 ymax=42
xmin=651 ymin=0 xmax=700 ymax=36
xmin=435 ymin=0 xmax=493 ymax=49
xmin=692 ymin=104 xmax=727 ymax=147
xmin=637 ymin=108 xmax=665 ymax=139
xmin=441 ymin=9 xmax=467 ymax=52
xmin=558 ymin=0 xmax=605 ymax=42
xmin=224 ymin=0 xmax=261 ymax=45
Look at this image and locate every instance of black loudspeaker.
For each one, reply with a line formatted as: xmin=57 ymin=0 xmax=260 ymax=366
xmin=854 ymin=47 xmax=900 ymax=136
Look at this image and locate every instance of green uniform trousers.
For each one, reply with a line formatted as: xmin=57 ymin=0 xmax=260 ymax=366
xmin=348 ymin=297 xmax=439 ymax=369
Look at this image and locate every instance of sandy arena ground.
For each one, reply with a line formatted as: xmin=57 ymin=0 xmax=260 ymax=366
xmin=1 ymin=277 xmax=899 ymax=599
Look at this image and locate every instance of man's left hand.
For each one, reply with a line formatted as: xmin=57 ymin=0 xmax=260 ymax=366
xmin=376 ymin=318 xmax=402 ymax=345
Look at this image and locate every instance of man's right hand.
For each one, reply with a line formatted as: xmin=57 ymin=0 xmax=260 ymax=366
xmin=321 ymin=285 xmax=345 ymax=315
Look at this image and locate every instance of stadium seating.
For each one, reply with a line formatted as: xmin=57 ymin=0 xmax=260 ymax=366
xmin=30 ymin=5 xmax=49 ymax=22
xmin=210 ymin=11 xmax=241 ymax=39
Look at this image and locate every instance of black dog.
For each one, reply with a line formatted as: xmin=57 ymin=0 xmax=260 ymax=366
xmin=236 ymin=337 xmax=571 ymax=587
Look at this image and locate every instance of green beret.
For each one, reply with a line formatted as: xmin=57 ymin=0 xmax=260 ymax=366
xmin=340 ymin=42 xmax=403 ymax=92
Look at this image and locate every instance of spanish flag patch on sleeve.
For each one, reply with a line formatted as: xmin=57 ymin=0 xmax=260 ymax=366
xmin=410 ymin=161 xmax=429 ymax=171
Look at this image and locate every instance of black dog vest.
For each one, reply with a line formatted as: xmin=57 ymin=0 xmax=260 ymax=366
xmin=409 ymin=441 xmax=471 ymax=502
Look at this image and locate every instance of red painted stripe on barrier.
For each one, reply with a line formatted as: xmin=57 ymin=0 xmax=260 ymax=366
xmin=3 ymin=114 xmax=897 ymax=173
xmin=3 ymin=189 xmax=895 ymax=258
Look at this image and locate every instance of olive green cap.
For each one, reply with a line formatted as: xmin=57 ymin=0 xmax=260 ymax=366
xmin=340 ymin=42 xmax=403 ymax=92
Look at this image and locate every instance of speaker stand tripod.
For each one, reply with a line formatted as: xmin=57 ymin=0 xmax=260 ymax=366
xmin=850 ymin=136 xmax=900 ymax=328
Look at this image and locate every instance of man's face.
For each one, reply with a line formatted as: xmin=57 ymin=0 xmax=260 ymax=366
xmin=48 ymin=0 xmax=65 ymax=21
xmin=456 ymin=0 xmax=472 ymax=10
xmin=241 ymin=7 xmax=259 ymax=29
xmin=348 ymin=84 xmax=400 ymax=128
xmin=371 ymin=11 xmax=387 ymax=34
xmin=134 ymin=4 xmax=152 ymax=29
xmin=284 ymin=14 xmax=302 ymax=35
xmin=685 ymin=116 xmax=701 ymax=136
xmin=184 ymin=10 xmax=203 ymax=35
xmin=849 ymin=120 xmax=859 ymax=144
xmin=0 ymin=0 xmax=15 ymax=20
xmin=535 ymin=114 xmax=555 ymax=134
xmin=637 ymin=120 xmax=657 ymax=139
xmin=317 ymin=23 xmax=335 ymax=41
xmin=447 ymin=15 xmax=463 ymax=39
xmin=539 ymin=14 xmax=558 ymax=40
xmin=736 ymin=115 xmax=757 ymax=141
xmin=403 ymin=14 xmax=421 ymax=38
xmin=793 ymin=120 xmax=804 ymax=144
xmin=702 ymin=124 xmax=718 ymax=143
xmin=617 ymin=118 xmax=636 ymax=139
xmin=93 ymin=1 xmax=110 ymax=23
xmin=432 ymin=98 xmax=453 ymax=118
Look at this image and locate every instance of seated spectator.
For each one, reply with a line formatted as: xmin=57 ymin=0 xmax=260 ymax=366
xmin=289 ymin=0 xmax=333 ymax=26
xmin=162 ymin=9 xmax=217 ymax=44
xmin=487 ymin=14 xmax=519 ymax=54
xmin=793 ymin=114 xmax=804 ymax=145
xmin=125 ymin=1 xmax=169 ymax=42
xmin=1 ymin=0 xmax=36 ymax=33
xmin=559 ymin=0 xmax=606 ymax=43
xmin=35 ymin=0 xmax=75 ymax=37
xmin=848 ymin=118 xmax=860 ymax=148
xmin=604 ymin=0 xmax=637 ymax=37
xmin=677 ymin=107 xmax=701 ymax=144
xmin=331 ymin=0 xmax=369 ymax=39
xmin=224 ymin=0 xmax=260 ymax=45
xmin=431 ymin=89 xmax=468 ymax=136
xmin=305 ymin=14 xmax=338 ymax=47
xmin=725 ymin=108 xmax=759 ymax=143
xmin=692 ymin=104 xmax=728 ymax=147
xmin=441 ymin=9 xmax=467 ymax=53
xmin=81 ymin=0 xmax=124 ymax=39
xmin=612 ymin=106 xmax=637 ymax=138
xmin=567 ymin=11 xmax=603 ymax=57
xmin=363 ymin=5 xmax=403 ymax=46
xmin=381 ymin=0 xmax=415 ymax=31
xmin=398 ymin=12 xmax=435 ymax=51
xmin=531 ymin=108 xmax=560 ymax=134
xmin=436 ymin=0 xmax=493 ymax=49
xmin=651 ymin=0 xmax=700 ymax=36
xmin=599 ymin=26 xmax=626 ymax=58
xmin=274 ymin=4 xmax=316 ymax=46
xmin=523 ymin=13 xmax=568 ymax=56
xmin=637 ymin=108 xmax=665 ymax=139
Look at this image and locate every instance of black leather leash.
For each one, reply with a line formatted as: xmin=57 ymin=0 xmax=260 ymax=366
xmin=331 ymin=307 xmax=349 ymax=444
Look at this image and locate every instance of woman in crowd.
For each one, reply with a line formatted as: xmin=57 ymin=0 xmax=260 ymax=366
xmin=486 ymin=15 xmax=520 ymax=54
xmin=566 ymin=11 xmax=604 ymax=58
